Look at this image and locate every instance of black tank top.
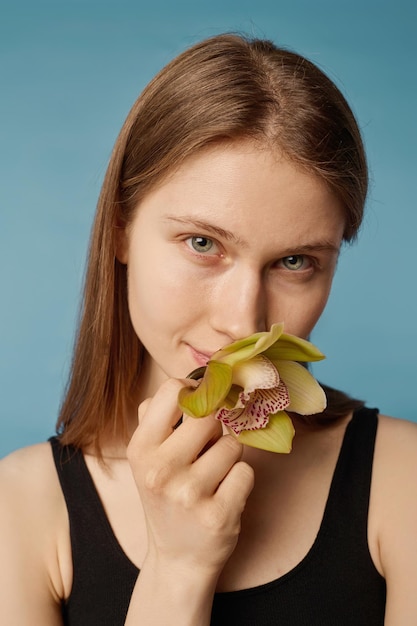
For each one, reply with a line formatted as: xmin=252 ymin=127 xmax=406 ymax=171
xmin=50 ymin=406 xmax=386 ymax=625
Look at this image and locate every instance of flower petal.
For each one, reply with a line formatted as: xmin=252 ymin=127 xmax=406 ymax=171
xmin=178 ymin=361 xmax=232 ymax=417
xmin=216 ymin=407 xmax=255 ymax=433
xmin=240 ymin=384 xmax=290 ymax=418
xmin=216 ymin=382 xmax=290 ymax=433
xmin=235 ymin=411 xmax=295 ymax=453
xmin=213 ymin=323 xmax=284 ymax=366
xmin=276 ymin=360 xmax=327 ymax=415
xmin=264 ymin=332 xmax=325 ymax=363
xmin=232 ymin=355 xmax=280 ymax=394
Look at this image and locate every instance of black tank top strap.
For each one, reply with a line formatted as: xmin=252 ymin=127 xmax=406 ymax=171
xmin=49 ymin=436 xmax=138 ymax=626
xmin=320 ymin=405 xmax=379 ymax=541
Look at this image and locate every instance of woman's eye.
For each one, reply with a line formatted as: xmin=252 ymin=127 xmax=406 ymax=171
xmin=187 ymin=236 xmax=215 ymax=254
xmin=281 ymin=255 xmax=308 ymax=271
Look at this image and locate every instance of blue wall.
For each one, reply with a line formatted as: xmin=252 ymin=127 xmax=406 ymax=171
xmin=1 ymin=0 xmax=416 ymax=457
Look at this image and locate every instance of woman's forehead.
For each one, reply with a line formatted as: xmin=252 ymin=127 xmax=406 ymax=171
xmin=132 ymin=142 xmax=346 ymax=252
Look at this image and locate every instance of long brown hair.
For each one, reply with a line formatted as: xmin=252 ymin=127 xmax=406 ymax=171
xmin=57 ymin=33 xmax=367 ymax=451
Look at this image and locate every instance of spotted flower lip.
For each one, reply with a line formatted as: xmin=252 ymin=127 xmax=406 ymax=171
xmin=178 ymin=323 xmax=327 ymax=454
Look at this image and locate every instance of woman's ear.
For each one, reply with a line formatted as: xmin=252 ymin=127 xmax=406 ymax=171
xmin=114 ymin=223 xmax=129 ymax=265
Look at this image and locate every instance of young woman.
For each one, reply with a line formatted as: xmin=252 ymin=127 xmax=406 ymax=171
xmin=1 ymin=34 xmax=416 ymax=626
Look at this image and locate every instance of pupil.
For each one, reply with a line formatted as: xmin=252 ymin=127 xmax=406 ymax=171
xmin=285 ymin=255 xmax=303 ymax=270
xmin=194 ymin=237 xmax=211 ymax=251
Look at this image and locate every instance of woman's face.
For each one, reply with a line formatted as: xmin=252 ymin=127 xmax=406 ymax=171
xmin=121 ymin=142 xmax=345 ymax=397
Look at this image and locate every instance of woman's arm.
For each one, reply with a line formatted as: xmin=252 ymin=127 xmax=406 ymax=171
xmin=372 ymin=416 xmax=417 ymax=625
xmin=125 ymin=378 xmax=254 ymax=625
xmin=0 ymin=444 xmax=67 ymax=626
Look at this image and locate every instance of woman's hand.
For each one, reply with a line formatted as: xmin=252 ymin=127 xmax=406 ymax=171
xmin=128 ymin=377 xmax=254 ymax=575
xmin=125 ymin=378 xmax=254 ymax=624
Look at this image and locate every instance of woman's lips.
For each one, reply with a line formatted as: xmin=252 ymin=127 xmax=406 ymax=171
xmin=188 ymin=345 xmax=213 ymax=367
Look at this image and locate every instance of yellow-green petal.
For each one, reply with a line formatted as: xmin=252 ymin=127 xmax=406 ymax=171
xmin=214 ymin=323 xmax=284 ymax=366
xmin=264 ymin=332 xmax=325 ymax=363
xmin=178 ymin=361 xmax=233 ymax=417
xmin=276 ymin=360 xmax=327 ymax=415
xmin=235 ymin=411 xmax=295 ymax=453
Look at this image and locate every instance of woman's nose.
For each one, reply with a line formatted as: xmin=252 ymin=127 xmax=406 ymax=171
xmin=209 ymin=268 xmax=267 ymax=341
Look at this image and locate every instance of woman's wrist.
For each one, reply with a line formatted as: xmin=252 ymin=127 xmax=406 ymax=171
xmin=125 ymin=552 xmax=220 ymax=625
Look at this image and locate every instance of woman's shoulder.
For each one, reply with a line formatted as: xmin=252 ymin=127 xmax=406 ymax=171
xmin=373 ymin=413 xmax=417 ymax=486
xmin=0 ymin=441 xmax=68 ymax=543
xmin=376 ymin=413 xmax=417 ymax=456
xmin=0 ymin=442 xmax=71 ymax=604
xmin=0 ymin=440 xmax=68 ymax=544
xmin=370 ymin=413 xmax=417 ymax=617
xmin=0 ymin=441 xmax=59 ymax=496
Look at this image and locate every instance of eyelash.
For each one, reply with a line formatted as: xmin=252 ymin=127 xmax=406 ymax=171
xmin=184 ymin=235 xmax=317 ymax=272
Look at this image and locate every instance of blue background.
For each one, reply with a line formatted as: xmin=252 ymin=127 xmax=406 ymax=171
xmin=1 ymin=0 xmax=416 ymax=457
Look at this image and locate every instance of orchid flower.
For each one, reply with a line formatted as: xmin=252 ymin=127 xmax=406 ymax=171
xmin=178 ymin=323 xmax=326 ymax=453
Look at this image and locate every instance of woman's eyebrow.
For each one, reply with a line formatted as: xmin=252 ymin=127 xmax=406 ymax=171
xmin=162 ymin=215 xmax=248 ymax=246
xmin=278 ymin=242 xmax=341 ymax=256
xmin=163 ymin=214 xmax=341 ymax=256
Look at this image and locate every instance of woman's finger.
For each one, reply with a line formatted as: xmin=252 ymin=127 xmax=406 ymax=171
xmin=137 ymin=397 xmax=152 ymax=424
xmin=133 ymin=378 xmax=186 ymax=447
xmin=163 ymin=412 xmax=223 ymax=466
xmin=215 ymin=460 xmax=255 ymax=515
xmin=190 ymin=434 xmax=244 ymax=496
